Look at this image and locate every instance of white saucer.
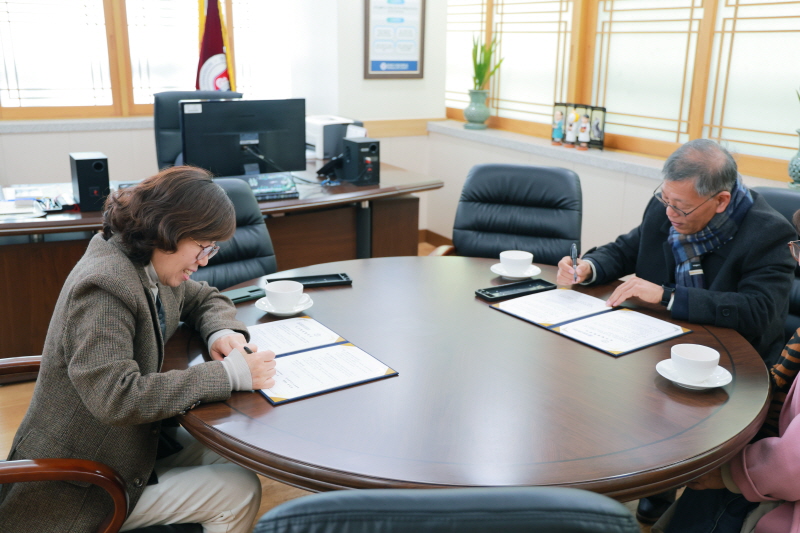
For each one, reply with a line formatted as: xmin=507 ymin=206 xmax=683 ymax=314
xmin=656 ymin=359 xmax=732 ymax=390
xmin=255 ymin=294 xmax=313 ymax=317
xmin=490 ymin=263 xmax=542 ymax=280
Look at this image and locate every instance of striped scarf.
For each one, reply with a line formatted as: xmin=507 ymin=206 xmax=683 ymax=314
xmin=668 ymin=180 xmax=754 ymax=289
xmin=757 ymin=329 xmax=800 ymax=439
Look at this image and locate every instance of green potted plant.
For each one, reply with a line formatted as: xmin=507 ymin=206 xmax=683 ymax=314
xmin=790 ymin=88 xmax=800 ymax=188
xmin=464 ymin=35 xmax=504 ymax=130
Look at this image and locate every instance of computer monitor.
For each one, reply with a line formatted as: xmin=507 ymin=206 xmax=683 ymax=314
xmin=180 ymin=98 xmax=306 ymax=177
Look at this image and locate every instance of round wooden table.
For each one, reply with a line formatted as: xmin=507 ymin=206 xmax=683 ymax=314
xmin=166 ymin=256 xmax=770 ymax=501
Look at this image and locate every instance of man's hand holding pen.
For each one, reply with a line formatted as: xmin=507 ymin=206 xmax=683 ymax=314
xmin=556 ymin=256 xmax=592 ymax=286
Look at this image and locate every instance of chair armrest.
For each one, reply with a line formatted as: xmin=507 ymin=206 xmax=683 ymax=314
xmin=429 ymin=245 xmax=456 ymax=256
xmin=0 ymin=458 xmax=129 ymax=533
xmin=0 ymin=356 xmax=42 ymax=385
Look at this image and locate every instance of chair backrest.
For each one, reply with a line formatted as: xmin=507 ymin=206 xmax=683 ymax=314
xmin=752 ymin=186 xmax=800 ymax=341
xmin=253 ymin=486 xmax=639 ymax=533
xmin=452 ymin=164 xmax=582 ymax=266
xmin=153 ymin=90 xmax=242 ymax=170
xmin=191 ymin=178 xmax=277 ymax=290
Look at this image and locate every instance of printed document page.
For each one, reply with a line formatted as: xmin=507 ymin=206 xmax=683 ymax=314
xmin=262 ymin=343 xmax=395 ymax=404
xmin=555 ymin=309 xmax=687 ymax=354
xmin=247 ymin=317 xmax=344 ymax=356
xmin=497 ymin=288 xmax=610 ymax=326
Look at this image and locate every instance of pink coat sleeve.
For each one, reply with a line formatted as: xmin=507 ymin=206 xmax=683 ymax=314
xmin=730 ymin=413 xmax=800 ymax=502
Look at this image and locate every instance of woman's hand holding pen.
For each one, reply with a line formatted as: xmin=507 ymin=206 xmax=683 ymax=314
xmin=211 ymin=334 xmax=277 ymax=389
xmin=556 ymin=256 xmax=592 ymax=285
xmin=242 ymin=346 xmax=277 ymax=390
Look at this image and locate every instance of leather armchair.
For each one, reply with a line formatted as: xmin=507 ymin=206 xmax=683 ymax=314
xmin=0 ymin=357 xmax=201 ymax=533
xmin=253 ymin=486 xmax=639 ymax=533
xmin=751 ymin=187 xmax=800 ymax=341
xmin=153 ymin=90 xmax=242 ymax=170
xmin=191 ymin=178 xmax=277 ymax=290
xmin=433 ymin=164 xmax=583 ymax=266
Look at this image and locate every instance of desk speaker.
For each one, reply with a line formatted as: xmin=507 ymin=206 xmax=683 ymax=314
xmin=338 ymin=138 xmax=379 ymax=186
xmin=70 ymin=152 xmax=110 ymax=212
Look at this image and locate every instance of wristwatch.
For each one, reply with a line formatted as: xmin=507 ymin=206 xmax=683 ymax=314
xmin=661 ymin=285 xmax=676 ymax=307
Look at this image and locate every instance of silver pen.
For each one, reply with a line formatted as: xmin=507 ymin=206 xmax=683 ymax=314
xmin=571 ymin=243 xmax=578 ymax=283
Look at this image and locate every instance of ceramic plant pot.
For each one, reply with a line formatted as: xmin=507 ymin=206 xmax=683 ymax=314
xmin=464 ymin=89 xmax=490 ymax=130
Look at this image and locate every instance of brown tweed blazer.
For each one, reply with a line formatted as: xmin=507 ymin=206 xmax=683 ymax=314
xmin=0 ymin=234 xmax=247 ymax=532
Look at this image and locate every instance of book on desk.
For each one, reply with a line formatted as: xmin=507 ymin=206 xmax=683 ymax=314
xmin=224 ymin=173 xmax=300 ymax=201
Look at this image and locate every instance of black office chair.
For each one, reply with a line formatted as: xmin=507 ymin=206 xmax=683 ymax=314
xmin=432 ymin=164 xmax=583 ymax=266
xmin=153 ymin=90 xmax=242 ymax=170
xmin=191 ymin=178 xmax=277 ymax=290
xmin=253 ymin=486 xmax=640 ymax=533
xmin=752 ymin=186 xmax=800 ymax=341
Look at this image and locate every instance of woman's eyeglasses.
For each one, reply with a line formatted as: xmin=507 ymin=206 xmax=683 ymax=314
xmin=191 ymin=237 xmax=220 ymax=261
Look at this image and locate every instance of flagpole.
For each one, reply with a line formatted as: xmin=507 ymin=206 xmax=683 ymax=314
xmin=218 ymin=0 xmax=236 ymax=91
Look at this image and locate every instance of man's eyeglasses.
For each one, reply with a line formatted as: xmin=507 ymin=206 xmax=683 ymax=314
xmin=789 ymin=241 xmax=800 ymax=263
xmin=653 ymin=185 xmax=721 ymax=218
xmin=191 ymin=237 xmax=220 ymax=261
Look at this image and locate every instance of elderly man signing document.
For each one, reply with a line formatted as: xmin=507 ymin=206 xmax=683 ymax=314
xmin=556 ymin=138 xmax=796 ymax=524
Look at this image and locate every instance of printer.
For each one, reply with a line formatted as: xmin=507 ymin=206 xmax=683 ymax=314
xmin=306 ymin=115 xmax=363 ymax=160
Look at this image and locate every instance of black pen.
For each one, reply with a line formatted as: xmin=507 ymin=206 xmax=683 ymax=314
xmin=243 ymin=346 xmax=253 ymax=354
xmin=571 ymin=242 xmax=578 ymax=283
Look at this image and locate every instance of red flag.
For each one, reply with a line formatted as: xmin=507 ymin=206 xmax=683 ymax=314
xmin=196 ymin=0 xmax=233 ymax=90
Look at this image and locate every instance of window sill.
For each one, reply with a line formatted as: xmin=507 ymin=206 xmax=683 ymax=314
xmin=427 ymin=120 xmax=669 ymax=182
xmin=0 ymin=117 xmax=153 ymax=134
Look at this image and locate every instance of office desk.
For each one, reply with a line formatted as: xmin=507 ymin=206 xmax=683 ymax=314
xmin=169 ymin=257 xmax=770 ymax=501
xmin=0 ymin=164 xmax=442 ymax=358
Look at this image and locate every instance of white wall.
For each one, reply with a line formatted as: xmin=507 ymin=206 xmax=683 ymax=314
xmin=334 ymin=0 xmax=447 ymax=120
xmin=289 ymin=1 xmax=340 ymax=116
xmin=0 ymin=120 xmax=157 ymax=187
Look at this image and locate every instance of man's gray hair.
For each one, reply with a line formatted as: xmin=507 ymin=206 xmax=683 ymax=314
xmin=662 ymin=139 xmax=739 ymax=196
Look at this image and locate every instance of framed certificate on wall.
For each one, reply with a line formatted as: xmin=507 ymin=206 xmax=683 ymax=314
xmin=364 ymin=0 xmax=425 ymax=79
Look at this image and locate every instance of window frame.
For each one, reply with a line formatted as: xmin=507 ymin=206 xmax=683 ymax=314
xmin=0 ymin=0 xmax=238 ymax=121
xmin=447 ymin=0 xmax=792 ymax=181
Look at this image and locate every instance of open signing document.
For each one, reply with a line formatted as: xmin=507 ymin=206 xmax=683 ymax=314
xmin=553 ymin=309 xmax=689 ymax=355
xmin=248 ymin=318 xmax=398 ymax=405
xmin=492 ymin=289 xmax=690 ymax=356
xmin=247 ymin=316 xmax=344 ymax=355
xmin=495 ymin=288 xmax=610 ymax=326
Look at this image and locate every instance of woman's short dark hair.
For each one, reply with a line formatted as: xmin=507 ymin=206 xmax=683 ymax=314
xmin=102 ymin=166 xmax=236 ymax=265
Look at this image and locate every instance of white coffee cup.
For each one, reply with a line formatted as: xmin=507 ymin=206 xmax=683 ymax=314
xmin=500 ymin=250 xmax=534 ymax=276
xmin=671 ymin=344 xmax=720 ymax=383
xmin=265 ymin=280 xmax=304 ymax=312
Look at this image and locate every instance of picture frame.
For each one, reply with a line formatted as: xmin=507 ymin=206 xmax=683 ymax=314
xmin=590 ymin=106 xmax=606 ymax=150
xmin=364 ymin=0 xmax=426 ymax=79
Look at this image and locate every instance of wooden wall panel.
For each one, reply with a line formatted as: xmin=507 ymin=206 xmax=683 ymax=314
xmin=266 ymin=207 xmax=358 ymax=271
xmin=371 ymin=195 xmax=419 ymax=258
xmin=0 ymin=240 xmax=90 ymax=358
